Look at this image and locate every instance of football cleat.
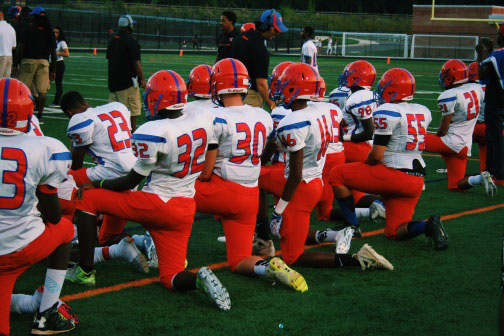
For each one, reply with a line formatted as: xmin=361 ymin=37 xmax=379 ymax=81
xmin=267 ymin=257 xmax=308 ymax=293
xmin=65 ymin=264 xmax=96 ymax=287
xmin=143 ymin=232 xmax=158 ymax=268
xmin=436 ymin=168 xmax=448 ymax=174
xmin=369 ymin=200 xmax=386 ymax=222
xmin=252 ymin=238 xmax=275 ymax=258
xmin=119 ymin=237 xmax=149 ymax=274
xmin=481 ymin=171 xmax=497 ymax=198
xmin=196 ymin=267 xmax=231 ymax=311
xmin=30 ymin=302 xmax=76 ymax=335
xmin=354 ymin=244 xmax=394 ymax=271
xmin=334 ymin=224 xmax=361 ymax=238
xmin=335 ymin=226 xmax=354 ymax=254
xmin=57 ymin=303 xmax=79 ymax=325
xmin=426 ymin=215 xmax=449 ymax=250
xmin=217 ymin=236 xmax=226 ymax=243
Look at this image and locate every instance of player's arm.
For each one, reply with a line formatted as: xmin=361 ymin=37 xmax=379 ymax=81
xmin=70 ymin=145 xmax=88 ymax=170
xmin=367 ymin=110 xmax=395 ymax=165
xmin=256 ymin=78 xmax=276 ymax=110
xmin=366 ymin=143 xmax=388 ymax=166
xmin=281 ymin=149 xmax=303 ymax=201
xmin=90 ymin=169 xmax=145 ymax=191
xmin=36 ymin=186 xmax=62 ymax=224
xmin=345 ymin=117 xmax=374 ymax=142
xmin=200 ymin=145 xmax=218 ymax=182
xmin=436 ymin=114 xmax=453 ymax=137
xmin=261 ymin=139 xmax=277 ymax=165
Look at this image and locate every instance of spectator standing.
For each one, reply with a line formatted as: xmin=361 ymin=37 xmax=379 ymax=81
xmin=0 ymin=11 xmax=16 ymax=77
xmin=13 ymin=6 xmax=56 ymax=123
xmin=300 ymin=26 xmax=318 ymax=71
xmin=107 ymin=14 xmax=145 ymax=132
xmin=215 ymin=10 xmax=238 ymax=63
xmin=477 ymin=26 xmax=504 ymax=185
xmin=326 ymin=35 xmax=333 ymax=55
xmin=230 ymin=9 xmax=288 ymax=109
xmin=51 ymin=26 xmax=69 ymax=107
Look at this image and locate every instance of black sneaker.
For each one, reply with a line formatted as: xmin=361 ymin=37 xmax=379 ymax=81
xmin=31 ymin=302 xmax=76 ymax=335
xmin=426 ymin=215 xmax=448 ymax=250
xmin=333 ymin=224 xmax=362 ymax=238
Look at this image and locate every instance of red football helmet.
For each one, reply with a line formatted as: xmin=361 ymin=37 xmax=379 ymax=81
xmin=276 ymin=63 xmax=319 ymax=107
xmin=376 ymin=68 xmax=416 ymax=104
xmin=210 ymin=58 xmax=249 ymax=106
xmin=311 ymin=77 xmax=326 ymax=102
xmin=269 ymin=61 xmax=293 ymax=98
xmin=468 ymin=61 xmax=479 ymax=82
xmin=339 ymin=60 xmax=376 ymax=89
xmin=143 ymin=70 xmax=187 ymax=119
xmin=439 ymin=60 xmax=468 ymax=89
xmin=240 ymin=22 xmax=256 ymax=32
xmin=0 ymin=78 xmax=34 ymax=135
xmin=187 ymin=64 xmax=212 ymax=98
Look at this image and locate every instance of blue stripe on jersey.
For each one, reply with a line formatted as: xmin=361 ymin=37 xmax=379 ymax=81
xmin=87 ymin=149 xmax=105 ymax=165
xmin=132 ymin=133 xmax=167 ymax=143
xmin=374 ymin=110 xmax=401 ymax=118
xmin=329 ymin=92 xmax=348 ymax=98
xmin=2 ymin=78 xmax=10 ymax=128
xmin=68 ymin=119 xmax=93 ymax=132
xmin=213 ymin=117 xmax=227 ymax=125
xmin=438 ymin=96 xmax=457 ymax=104
xmin=49 ymin=152 xmax=72 ymax=161
xmin=277 ymin=120 xmax=311 ymax=133
xmin=348 ymin=98 xmax=375 ymax=110
xmin=271 ymin=114 xmax=286 ymax=120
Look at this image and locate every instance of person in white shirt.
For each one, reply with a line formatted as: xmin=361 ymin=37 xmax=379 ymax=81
xmin=300 ymin=26 xmax=318 ymax=71
xmin=51 ymin=26 xmax=69 ymax=107
xmin=0 ymin=11 xmax=16 ymax=77
xmin=326 ymin=36 xmax=333 ymax=55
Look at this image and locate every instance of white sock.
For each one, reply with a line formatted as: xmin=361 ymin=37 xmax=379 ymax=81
xmin=108 ymin=243 xmax=122 ymax=259
xmin=10 ymin=294 xmax=37 ymax=314
xmin=253 ymin=260 xmax=269 ymax=276
xmin=72 ymin=225 xmax=78 ymax=241
xmin=131 ymin=234 xmax=145 ymax=250
xmin=315 ymin=229 xmax=338 ymax=243
xmin=94 ymin=247 xmax=106 ymax=263
xmin=356 ymin=208 xmax=370 ymax=218
xmin=39 ymin=269 xmax=66 ymax=312
xmin=468 ymin=175 xmax=482 ymax=186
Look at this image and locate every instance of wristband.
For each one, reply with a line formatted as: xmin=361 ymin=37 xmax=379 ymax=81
xmin=343 ymin=134 xmax=352 ymax=142
xmin=99 ymin=179 xmax=106 ymax=188
xmin=275 ymin=198 xmax=289 ymax=215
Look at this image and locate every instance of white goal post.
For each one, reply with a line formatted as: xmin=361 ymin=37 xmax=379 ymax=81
xmin=410 ymin=34 xmax=479 ymax=61
xmin=341 ymin=32 xmax=409 ymax=59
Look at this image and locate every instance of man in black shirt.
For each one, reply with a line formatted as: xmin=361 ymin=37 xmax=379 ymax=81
xmin=215 ymin=10 xmax=238 ymax=63
xmin=477 ymin=26 xmax=504 ymax=185
xmin=13 ymin=6 xmax=56 ymax=122
xmin=230 ymin=9 xmax=288 ymax=110
xmin=107 ymin=14 xmax=145 ymax=131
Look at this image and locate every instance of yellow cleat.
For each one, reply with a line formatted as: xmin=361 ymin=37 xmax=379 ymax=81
xmin=267 ymin=257 xmax=308 ymax=292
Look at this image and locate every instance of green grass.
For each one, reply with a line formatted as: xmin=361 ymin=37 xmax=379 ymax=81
xmin=8 ymin=52 xmax=504 ymax=336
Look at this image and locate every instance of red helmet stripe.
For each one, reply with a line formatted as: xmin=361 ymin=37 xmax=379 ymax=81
xmin=2 ymin=78 xmax=10 ymax=128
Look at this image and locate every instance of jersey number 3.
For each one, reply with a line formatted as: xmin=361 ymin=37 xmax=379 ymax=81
xmin=0 ymin=148 xmax=27 ymax=209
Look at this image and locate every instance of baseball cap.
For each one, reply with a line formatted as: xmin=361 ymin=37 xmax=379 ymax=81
xmin=6 ymin=6 xmax=20 ymax=18
xmin=29 ymin=6 xmax=45 ymax=15
xmin=259 ymin=9 xmax=288 ymax=33
xmin=118 ymin=14 xmax=136 ymax=28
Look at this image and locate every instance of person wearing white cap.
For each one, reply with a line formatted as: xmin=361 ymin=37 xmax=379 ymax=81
xmin=230 ymin=9 xmax=288 ymax=110
xmin=106 ymin=14 xmax=145 ymax=132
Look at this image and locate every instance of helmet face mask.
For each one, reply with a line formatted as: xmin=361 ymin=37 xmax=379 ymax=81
xmin=143 ymin=70 xmax=187 ymax=120
xmin=275 ymin=63 xmax=319 ymax=108
xmin=210 ymin=58 xmax=249 ymax=107
xmin=269 ymin=61 xmax=293 ymax=100
xmin=0 ymin=78 xmax=34 ymax=135
xmin=339 ymin=60 xmax=376 ymax=90
xmin=439 ymin=60 xmax=468 ymax=90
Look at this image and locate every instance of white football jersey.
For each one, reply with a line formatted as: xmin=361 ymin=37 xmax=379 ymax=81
xmin=66 ymin=102 xmax=137 ymax=180
xmin=276 ymin=104 xmax=333 ymax=182
xmin=184 ymin=99 xmax=217 ymax=114
xmin=210 ymin=105 xmax=274 ymax=187
xmin=373 ymin=102 xmax=432 ymax=170
xmin=270 ymin=106 xmax=291 ymax=163
xmin=437 ymin=83 xmax=484 ymax=154
xmin=27 ymin=115 xmax=43 ymax=137
xmin=132 ymin=111 xmax=215 ymax=202
xmin=344 ymin=89 xmax=377 ymax=141
xmin=309 ymin=101 xmax=343 ymax=154
xmin=328 ymin=86 xmax=351 ymax=110
xmin=301 ymin=39 xmax=318 ymax=70
xmin=0 ymin=134 xmax=71 ymax=255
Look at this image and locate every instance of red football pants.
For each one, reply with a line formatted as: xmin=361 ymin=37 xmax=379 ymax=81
xmin=329 ymin=162 xmax=423 ymax=239
xmin=473 ymin=123 xmax=487 ymax=172
xmin=195 ymin=174 xmax=259 ymax=271
xmin=343 ymin=142 xmax=371 ymax=202
xmin=259 ymin=168 xmax=323 ymax=264
xmin=0 ymin=219 xmax=74 ymax=335
xmin=77 ymin=189 xmax=194 ymax=290
xmin=68 ymin=169 xmax=127 ymax=245
xmin=424 ymin=134 xmax=468 ymax=191
xmin=316 ymin=152 xmax=346 ymax=221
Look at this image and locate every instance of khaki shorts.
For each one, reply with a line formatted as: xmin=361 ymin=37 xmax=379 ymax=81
xmin=18 ymin=58 xmax=50 ymax=94
xmin=109 ymin=86 xmax=141 ymax=117
xmin=243 ymin=89 xmax=264 ymax=108
xmin=0 ymin=56 xmax=12 ymax=77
